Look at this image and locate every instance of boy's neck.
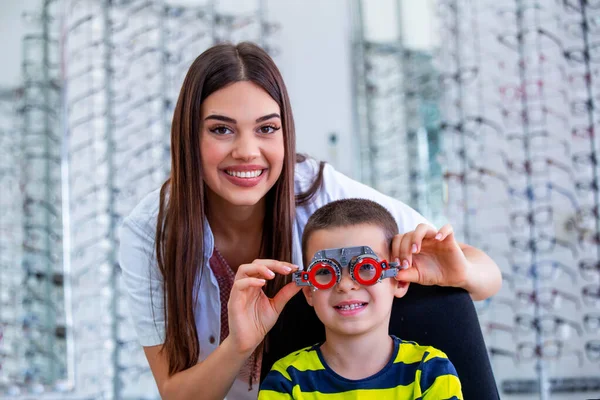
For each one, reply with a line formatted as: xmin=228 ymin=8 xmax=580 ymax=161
xmin=319 ymin=326 xmax=394 ymax=380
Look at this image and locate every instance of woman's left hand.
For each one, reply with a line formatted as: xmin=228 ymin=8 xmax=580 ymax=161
xmin=391 ymin=223 xmax=471 ymax=288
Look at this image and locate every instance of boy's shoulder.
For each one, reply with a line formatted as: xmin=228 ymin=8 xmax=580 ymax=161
xmin=271 ymin=344 xmax=323 ymax=374
xmin=392 ymin=336 xmax=451 ymax=364
xmin=259 ymin=344 xmax=325 ymax=397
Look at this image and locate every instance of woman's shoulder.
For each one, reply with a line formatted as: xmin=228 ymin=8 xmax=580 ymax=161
xmin=294 ymin=157 xmax=331 ymax=215
xmin=294 ymin=156 xmax=430 ymax=231
xmin=294 ymin=156 xmax=342 ymax=196
xmin=294 ymin=156 xmax=370 ymax=204
xmin=121 ymin=187 xmax=162 ymax=238
xmin=294 ymin=157 xmax=321 ymax=189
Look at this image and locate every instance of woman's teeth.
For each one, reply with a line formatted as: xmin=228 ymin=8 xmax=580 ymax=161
xmin=335 ymin=303 xmax=366 ymax=310
xmin=225 ymin=170 xmax=263 ymax=178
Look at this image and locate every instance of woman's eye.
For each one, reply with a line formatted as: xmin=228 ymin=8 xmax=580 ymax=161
xmin=259 ymin=125 xmax=280 ymax=134
xmin=210 ymin=126 xmax=232 ymax=135
xmin=315 ymin=268 xmax=331 ymax=276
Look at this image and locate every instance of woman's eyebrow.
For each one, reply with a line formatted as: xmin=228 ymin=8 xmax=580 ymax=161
xmin=256 ymin=113 xmax=281 ymax=123
xmin=204 ymin=114 xmax=236 ymax=123
xmin=204 ymin=113 xmax=281 ymax=123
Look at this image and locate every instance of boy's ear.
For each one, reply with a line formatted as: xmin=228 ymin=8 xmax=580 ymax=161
xmin=302 ymin=286 xmax=315 ymax=306
xmin=393 ymin=280 xmax=410 ymax=299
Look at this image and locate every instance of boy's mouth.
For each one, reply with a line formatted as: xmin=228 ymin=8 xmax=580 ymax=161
xmin=334 ymin=301 xmax=368 ymax=311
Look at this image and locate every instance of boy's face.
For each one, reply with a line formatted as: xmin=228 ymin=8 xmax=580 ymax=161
xmin=302 ymin=223 xmax=409 ymax=338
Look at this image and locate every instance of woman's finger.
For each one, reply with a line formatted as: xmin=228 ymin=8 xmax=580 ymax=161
xmin=237 ymin=260 xmax=299 ymax=279
xmin=411 ymin=223 xmax=439 ymax=253
xmin=391 ymin=234 xmax=403 ymax=264
xmin=253 ymin=259 xmax=300 ymax=271
xmin=236 ymin=263 xmax=275 ymax=280
xmin=233 ymin=277 xmax=267 ymax=291
xmin=436 ymin=224 xmax=454 ymax=241
xmin=271 ymin=282 xmax=302 ymax=315
xmin=398 ymin=231 xmax=415 ymax=269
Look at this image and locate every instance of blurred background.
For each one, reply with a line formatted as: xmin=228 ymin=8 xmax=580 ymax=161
xmin=0 ymin=0 xmax=599 ymax=398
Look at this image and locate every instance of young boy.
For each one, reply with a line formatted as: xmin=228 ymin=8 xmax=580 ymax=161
xmin=258 ymin=198 xmax=463 ymax=399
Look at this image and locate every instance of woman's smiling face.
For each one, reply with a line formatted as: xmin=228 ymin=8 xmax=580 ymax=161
xmin=200 ymin=81 xmax=285 ymax=207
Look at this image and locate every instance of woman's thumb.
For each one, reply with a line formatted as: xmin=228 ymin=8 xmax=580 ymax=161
xmin=394 ymin=266 xmax=420 ymax=283
xmin=271 ymin=282 xmax=302 ymax=314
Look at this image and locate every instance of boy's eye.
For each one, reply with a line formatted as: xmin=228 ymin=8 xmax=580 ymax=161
xmin=314 ymin=266 xmax=333 ymax=286
xmin=357 ymin=263 xmax=377 ymax=281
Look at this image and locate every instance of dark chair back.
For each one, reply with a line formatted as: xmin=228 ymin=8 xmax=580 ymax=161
xmin=261 ymin=284 xmax=499 ymax=400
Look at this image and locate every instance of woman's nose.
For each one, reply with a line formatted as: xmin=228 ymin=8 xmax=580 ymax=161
xmin=231 ymin=132 xmax=260 ymax=161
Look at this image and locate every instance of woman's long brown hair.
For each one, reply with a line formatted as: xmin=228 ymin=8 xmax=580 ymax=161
xmin=155 ymin=42 xmax=324 ymax=376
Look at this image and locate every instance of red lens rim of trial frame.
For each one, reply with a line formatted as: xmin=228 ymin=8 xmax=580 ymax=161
xmin=308 ymin=261 xmax=338 ymax=290
xmin=352 ymin=257 xmax=382 ymax=286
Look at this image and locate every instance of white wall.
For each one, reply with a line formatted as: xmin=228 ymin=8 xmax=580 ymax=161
xmin=265 ymin=0 xmax=355 ymax=177
xmin=1 ymin=0 xmax=440 ymax=179
xmin=0 ymin=0 xmax=357 ymax=177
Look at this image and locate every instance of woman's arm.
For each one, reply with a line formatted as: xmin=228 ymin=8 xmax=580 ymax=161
xmin=119 ymin=214 xmax=253 ymax=399
xmin=458 ymin=243 xmax=502 ymax=301
xmin=142 ymin=259 xmax=300 ymax=400
xmin=393 ymin=224 xmax=502 ymax=301
xmin=144 ymin=338 xmax=251 ymax=400
xmin=118 ymin=196 xmax=300 ymax=399
xmin=312 ymin=161 xmax=502 ymax=300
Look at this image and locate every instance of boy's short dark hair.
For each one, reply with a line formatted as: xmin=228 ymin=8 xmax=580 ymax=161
xmin=301 ymin=199 xmax=399 ymax=265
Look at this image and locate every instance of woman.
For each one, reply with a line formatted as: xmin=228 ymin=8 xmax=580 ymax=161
xmin=118 ymin=42 xmax=502 ymax=400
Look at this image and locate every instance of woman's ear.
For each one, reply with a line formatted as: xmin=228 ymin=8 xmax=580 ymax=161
xmin=302 ymin=286 xmax=315 ymax=306
xmin=394 ymin=280 xmax=410 ymax=299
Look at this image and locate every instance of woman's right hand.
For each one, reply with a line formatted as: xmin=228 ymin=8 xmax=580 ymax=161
xmin=227 ymin=259 xmax=301 ymax=356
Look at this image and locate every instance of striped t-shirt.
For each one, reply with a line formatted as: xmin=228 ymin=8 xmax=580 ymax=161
xmin=258 ymin=335 xmax=462 ymax=400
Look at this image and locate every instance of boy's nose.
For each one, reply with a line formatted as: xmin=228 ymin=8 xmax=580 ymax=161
xmin=336 ymin=271 xmax=359 ymax=292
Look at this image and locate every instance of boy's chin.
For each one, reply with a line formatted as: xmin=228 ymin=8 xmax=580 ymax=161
xmin=326 ymin=322 xmax=386 ymax=338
